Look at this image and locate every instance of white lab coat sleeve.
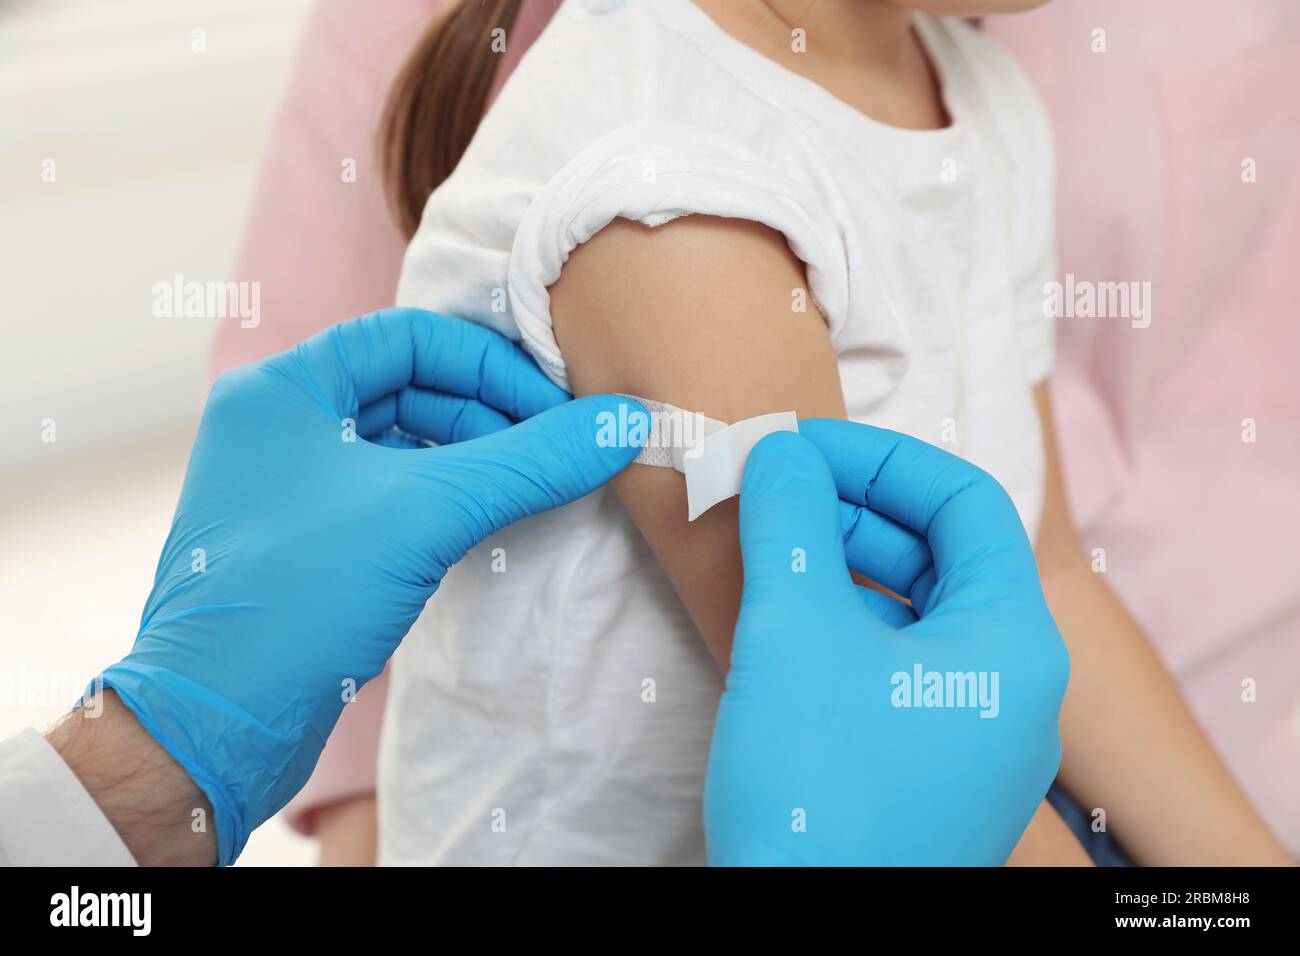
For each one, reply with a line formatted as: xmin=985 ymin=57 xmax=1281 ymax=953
xmin=0 ymin=727 xmax=137 ymax=866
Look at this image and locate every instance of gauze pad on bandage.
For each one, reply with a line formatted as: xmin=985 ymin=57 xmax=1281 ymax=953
xmin=621 ymin=397 xmax=799 ymax=521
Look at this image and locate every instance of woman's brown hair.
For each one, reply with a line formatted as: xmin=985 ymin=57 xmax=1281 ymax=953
xmin=381 ymin=0 xmax=524 ymax=239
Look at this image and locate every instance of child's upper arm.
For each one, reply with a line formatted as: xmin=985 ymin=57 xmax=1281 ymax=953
xmin=548 ymin=214 xmax=846 ymax=668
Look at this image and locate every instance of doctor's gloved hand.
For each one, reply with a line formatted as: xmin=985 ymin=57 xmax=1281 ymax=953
xmin=92 ymin=308 xmax=642 ymax=865
xmin=705 ymin=421 xmax=1069 ymax=866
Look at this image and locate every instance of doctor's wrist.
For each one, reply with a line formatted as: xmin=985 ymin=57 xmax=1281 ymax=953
xmin=46 ymin=689 xmax=217 ymax=867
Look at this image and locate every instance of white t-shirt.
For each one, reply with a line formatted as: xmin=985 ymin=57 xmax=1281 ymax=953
xmin=382 ymin=0 xmax=1055 ymax=865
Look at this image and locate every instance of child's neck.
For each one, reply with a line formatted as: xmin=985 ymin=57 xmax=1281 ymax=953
xmin=692 ymin=0 xmax=950 ymax=131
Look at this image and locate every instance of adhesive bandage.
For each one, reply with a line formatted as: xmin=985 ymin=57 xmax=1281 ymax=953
xmin=619 ymin=396 xmax=799 ymax=521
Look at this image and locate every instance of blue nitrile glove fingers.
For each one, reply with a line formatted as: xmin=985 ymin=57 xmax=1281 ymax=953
xmin=834 ymin=498 xmax=931 ymax=607
xmin=95 ymin=309 xmax=644 ymax=864
xmin=349 ymin=310 xmax=571 ymax=447
xmin=294 ymin=307 xmax=570 ymax=423
xmin=803 ymin=418 xmax=1044 ymax=617
xmin=705 ymin=422 xmax=1069 ymax=866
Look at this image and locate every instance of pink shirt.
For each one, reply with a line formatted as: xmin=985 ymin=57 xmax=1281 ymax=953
xmin=216 ymin=0 xmax=1300 ymax=850
xmin=209 ymin=0 xmax=556 ymax=376
xmin=986 ymin=0 xmax=1300 ymax=851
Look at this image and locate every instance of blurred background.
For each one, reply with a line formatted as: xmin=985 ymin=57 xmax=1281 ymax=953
xmin=0 ymin=0 xmax=315 ymax=865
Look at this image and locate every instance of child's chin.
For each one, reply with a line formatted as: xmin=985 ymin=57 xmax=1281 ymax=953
xmin=902 ymin=0 xmax=1052 ymax=16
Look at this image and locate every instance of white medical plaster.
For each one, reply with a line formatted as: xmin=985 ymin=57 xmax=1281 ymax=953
xmin=619 ymin=396 xmax=799 ymax=521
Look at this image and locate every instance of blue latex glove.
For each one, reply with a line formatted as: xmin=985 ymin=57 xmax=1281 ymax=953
xmin=94 ymin=308 xmax=644 ymax=865
xmin=705 ymin=420 xmax=1070 ymax=865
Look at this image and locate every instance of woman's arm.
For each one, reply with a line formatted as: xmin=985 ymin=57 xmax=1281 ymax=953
xmin=1033 ymin=384 xmax=1292 ymax=865
xmin=315 ymin=796 xmax=379 ymax=866
xmin=1006 ymin=794 xmax=1093 ymax=866
xmin=549 ymin=215 xmax=1084 ymax=863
